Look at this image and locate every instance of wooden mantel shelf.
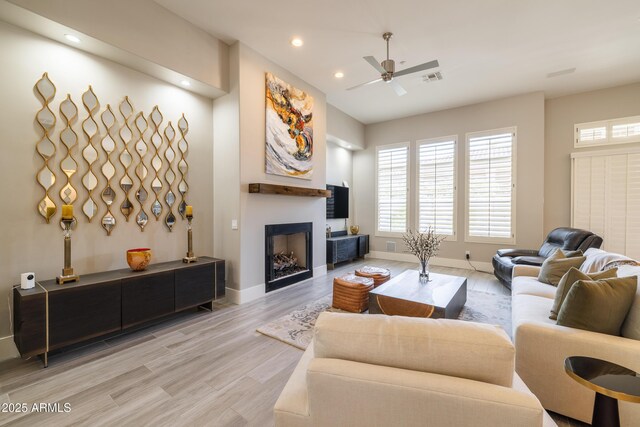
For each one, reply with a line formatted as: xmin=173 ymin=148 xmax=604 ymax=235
xmin=248 ymin=183 xmax=331 ymax=198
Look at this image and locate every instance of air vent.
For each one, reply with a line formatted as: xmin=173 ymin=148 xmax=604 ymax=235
xmin=386 ymin=241 xmax=396 ymax=252
xmin=422 ymin=71 xmax=443 ymax=82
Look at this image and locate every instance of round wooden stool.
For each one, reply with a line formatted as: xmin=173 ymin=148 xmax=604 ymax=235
xmin=355 ymin=266 xmax=391 ymax=288
xmin=332 ymin=274 xmax=374 ymax=313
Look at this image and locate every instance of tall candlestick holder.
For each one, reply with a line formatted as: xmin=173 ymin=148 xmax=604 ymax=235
xmin=183 ymin=215 xmax=197 ymax=263
xmin=57 ymin=218 xmax=80 ymax=284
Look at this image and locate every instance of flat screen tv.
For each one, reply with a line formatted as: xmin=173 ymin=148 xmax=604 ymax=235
xmin=326 ymin=185 xmax=349 ymax=219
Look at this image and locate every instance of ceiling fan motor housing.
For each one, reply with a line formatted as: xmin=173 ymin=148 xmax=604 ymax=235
xmin=381 ymin=59 xmax=395 ymax=80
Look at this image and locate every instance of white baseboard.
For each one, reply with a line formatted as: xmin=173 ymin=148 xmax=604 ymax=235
xmin=225 ymin=282 xmax=265 ymax=305
xmin=313 ymin=264 xmax=328 ymax=277
xmin=226 ymin=264 xmax=328 ymax=305
xmin=0 ymin=335 xmax=19 ymax=362
xmin=368 ymin=251 xmax=494 ymax=272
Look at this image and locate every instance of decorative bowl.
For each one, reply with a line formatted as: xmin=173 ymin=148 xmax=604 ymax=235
xmin=350 ymin=225 xmax=360 ymax=235
xmin=127 ymin=248 xmax=152 ymax=271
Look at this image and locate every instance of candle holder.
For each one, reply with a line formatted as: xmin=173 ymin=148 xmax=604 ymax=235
xmin=57 ymin=218 xmax=80 ymax=284
xmin=183 ymin=215 xmax=197 ymax=263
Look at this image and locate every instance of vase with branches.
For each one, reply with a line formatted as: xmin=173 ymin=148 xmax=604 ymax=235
xmin=402 ymin=227 xmax=446 ymax=282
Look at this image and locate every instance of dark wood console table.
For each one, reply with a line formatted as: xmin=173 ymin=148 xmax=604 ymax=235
xmin=326 ymin=231 xmax=369 ymax=269
xmin=13 ymin=256 xmax=225 ymax=367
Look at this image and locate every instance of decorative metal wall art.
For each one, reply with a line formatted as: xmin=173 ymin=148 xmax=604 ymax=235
xmin=134 ymin=112 xmax=149 ymax=231
xmin=119 ymin=97 xmax=135 ymax=221
xmin=31 ymin=74 xmax=191 ymax=235
xmin=100 ymin=105 xmax=117 ymax=235
xmin=59 ymin=95 xmax=79 ymax=207
xmin=81 ymin=86 xmax=100 ymax=222
xmin=163 ymin=122 xmax=177 ymax=231
xmin=35 ymin=73 xmax=57 ymax=223
xmin=149 ymin=106 xmax=164 ymax=221
xmin=177 ymin=114 xmax=189 ymax=218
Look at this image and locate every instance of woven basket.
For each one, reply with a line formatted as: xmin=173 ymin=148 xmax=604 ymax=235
xmin=332 ymin=274 xmax=374 ymax=313
xmin=355 ymin=266 xmax=391 ymax=288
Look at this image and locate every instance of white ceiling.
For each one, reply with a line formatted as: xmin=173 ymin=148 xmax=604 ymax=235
xmin=156 ymin=0 xmax=640 ymax=124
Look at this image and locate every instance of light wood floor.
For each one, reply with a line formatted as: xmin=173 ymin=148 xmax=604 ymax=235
xmin=0 ymin=259 xmax=583 ymax=426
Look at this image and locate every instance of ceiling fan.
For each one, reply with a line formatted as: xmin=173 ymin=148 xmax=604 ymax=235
xmin=347 ymin=32 xmax=439 ymax=96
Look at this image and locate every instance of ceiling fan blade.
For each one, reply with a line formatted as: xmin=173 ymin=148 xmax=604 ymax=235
xmin=346 ymin=77 xmax=383 ymax=91
xmin=363 ymin=56 xmax=386 ymax=74
xmin=389 ymin=79 xmax=407 ymax=96
xmin=394 ymin=59 xmax=440 ymax=78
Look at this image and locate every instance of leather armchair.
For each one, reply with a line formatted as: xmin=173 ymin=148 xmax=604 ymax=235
xmin=492 ymin=227 xmax=603 ymax=288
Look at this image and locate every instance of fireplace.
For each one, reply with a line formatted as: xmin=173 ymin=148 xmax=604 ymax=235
xmin=265 ymin=222 xmax=313 ymax=292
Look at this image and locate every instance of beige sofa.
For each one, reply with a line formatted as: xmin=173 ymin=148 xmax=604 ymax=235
xmin=275 ymin=312 xmax=556 ymax=427
xmin=512 ymin=253 xmax=640 ymax=425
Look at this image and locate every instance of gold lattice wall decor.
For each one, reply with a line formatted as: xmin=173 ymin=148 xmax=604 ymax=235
xmin=32 ymin=73 xmax=191 ymax=235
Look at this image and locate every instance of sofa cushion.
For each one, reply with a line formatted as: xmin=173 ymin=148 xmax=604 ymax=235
xmin=512 ymin=276 xmax=556 ymax=299
xmin=538 ymin=250 xmax=586 ymax=286
xmin=580 ymin=248 xmax=637 ymax=273
xmin=549 ymin=267 xmax=618 ymax=320
xmin=557 ymin=277 xmax=638 ymax=336
xmin=617 ymin=264 xmax=640 ymax=340
xmin=313 ymin=312 xmax=515 ymax=387
xmin=512 ymin=294 xmax=557 ymax=331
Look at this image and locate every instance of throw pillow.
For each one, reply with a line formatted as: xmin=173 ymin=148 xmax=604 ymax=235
xmin=549 ymin=267 xmax=618 ymax=320
xmin=562 ymin=249 xmax=584 ymax=258
xmin=538 ymin=250 xmax=586 ymax=286
xmin=557 ymin=277 xmax=638 ymax=336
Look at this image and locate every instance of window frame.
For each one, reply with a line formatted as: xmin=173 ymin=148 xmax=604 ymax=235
xmin=575 ymin=115 xmax=640 ymax=148
xmin=375 ymin=141 xmax=410 ymax=238
xmin=415 ymin=135 xmax=458 ymax=241
xmin=465 ymin=127 xmax=517 ymax=245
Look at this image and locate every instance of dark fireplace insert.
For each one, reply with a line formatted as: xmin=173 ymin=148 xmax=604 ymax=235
xmin=265 ymin=222 xmax=313 ymax=292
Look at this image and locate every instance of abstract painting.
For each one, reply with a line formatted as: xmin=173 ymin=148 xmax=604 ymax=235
xmin=265 ymin=72 xmax=313 ymax=179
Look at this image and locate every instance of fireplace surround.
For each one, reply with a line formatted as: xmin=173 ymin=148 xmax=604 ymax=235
xmin=265 ymin=222 xmax=313 ymax=292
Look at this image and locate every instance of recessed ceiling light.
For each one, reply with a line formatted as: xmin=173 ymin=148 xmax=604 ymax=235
xmin=290 ymin=38 xmax=304 ymax=47
xmin=64 ymin=34 xmax=81 ymax=43
xmin=180 ymin=80 xmax=191 ymax=87
xmin=334 ymin=71 xmax=344 ymax=79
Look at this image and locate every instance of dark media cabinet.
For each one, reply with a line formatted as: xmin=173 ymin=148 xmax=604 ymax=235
xmin=13 ymin=257 xmax=225 ymax=366
xmin=326 ymin=231 xmax=369 ymax=269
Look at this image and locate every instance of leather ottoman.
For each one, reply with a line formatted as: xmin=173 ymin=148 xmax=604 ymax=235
xmin=332 ymin=274 xmax=375 ymax=313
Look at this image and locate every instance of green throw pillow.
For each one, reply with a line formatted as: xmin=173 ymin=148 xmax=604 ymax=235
xmin=549 ymin=267 xmax=618 ymax=320
xmin=538 ymin=250 xmax=586 ymax=286
xmin=557 ymin=277 xmax=637 ymax=336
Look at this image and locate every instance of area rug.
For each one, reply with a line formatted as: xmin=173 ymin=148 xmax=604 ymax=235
xmin=256 ymin=290 xmax=512 ymax=350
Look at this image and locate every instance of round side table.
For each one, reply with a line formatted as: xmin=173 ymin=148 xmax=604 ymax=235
xmin=564 ymin=356 xmax=640 ymax=427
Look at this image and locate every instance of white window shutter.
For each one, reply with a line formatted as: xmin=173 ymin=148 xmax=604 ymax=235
xmin=466 ymin=130 xmax=515 ymax=243
xmin=572 ymin=149 xmax=640 ymax=260
xmin=417 ymin=138 xmax=456 ymax=237
xmin=626 ymin=154 xmax=640 ymax=259
xmin=377 ymin=144 xmax=408 ymax=234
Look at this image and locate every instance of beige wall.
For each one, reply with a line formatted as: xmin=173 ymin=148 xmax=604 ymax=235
xmin=327 ymin=104 xmax=365 ymax=150
xmin=233 ymin=44 xmax=327 ymax=302
xmin=0 ymin=22 xmax=214 ymax=354
xmin=213 ymin=44 xmax=241 ymax=292
xmin=326 ymin=141 xmax=354 ymax=232
xmin=355 ymin=92 xmax=545 ymax=264
xmin=544 ymin=82 xmax=640 ymax=233
xmin=8 ymin=0 xmax=228 ymax=92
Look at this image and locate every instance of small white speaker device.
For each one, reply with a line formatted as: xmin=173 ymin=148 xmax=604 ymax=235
xmin=21 ymin=272 xmax=35 ymax=290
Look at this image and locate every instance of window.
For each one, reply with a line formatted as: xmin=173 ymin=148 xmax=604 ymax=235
xmin=376 ymin=143 xmax=409 ymax=236
xmin=417 ymin=136 xmax=456 ymax=239
xmin=466 ymin=128 xmax=516 ymax=244
xmin=575 ymin=115 xmax=640 ymax=148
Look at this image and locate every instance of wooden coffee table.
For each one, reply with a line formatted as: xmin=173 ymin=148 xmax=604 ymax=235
xmin=369 ymin=269 xmax=467 ymax=318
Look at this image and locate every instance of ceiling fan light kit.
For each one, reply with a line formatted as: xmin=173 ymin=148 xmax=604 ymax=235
xmin=348 ymin=32 xmax=439 ymax=96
